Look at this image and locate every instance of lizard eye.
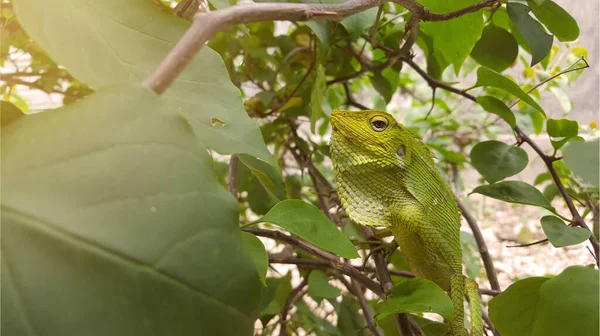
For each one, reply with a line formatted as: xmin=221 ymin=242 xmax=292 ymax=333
xmin=370 ymin=117 xmax=388 ymax=132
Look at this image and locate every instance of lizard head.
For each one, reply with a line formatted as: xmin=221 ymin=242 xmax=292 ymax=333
xmin=330 ymin=109 xmax=413 ymax=166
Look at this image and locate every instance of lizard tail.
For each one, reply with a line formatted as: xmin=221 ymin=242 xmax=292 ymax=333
xmin=465 ymin=277 xmax=483 ymax=336
xmin=449 ymin=274 xmax=466 ymax=336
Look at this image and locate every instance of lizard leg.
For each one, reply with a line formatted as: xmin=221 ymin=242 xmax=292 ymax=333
xmin=362 ymin=240 xmax=399 ymax=268
xmin=465 ymin=277 xmax=483 ymax=336
xmin=450 ymin=274 xmax=467 ymax=336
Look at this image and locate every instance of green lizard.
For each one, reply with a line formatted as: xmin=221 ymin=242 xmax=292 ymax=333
xmin=330 ymin=109 xmax=482 ymax=336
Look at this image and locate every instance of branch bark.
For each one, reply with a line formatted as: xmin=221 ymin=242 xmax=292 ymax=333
xmin=143 ymin=0 xmax=498 ymax=94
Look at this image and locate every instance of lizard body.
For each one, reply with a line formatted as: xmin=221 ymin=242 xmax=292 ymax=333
xmin=330 ymin=109 xmax=482 ymax=336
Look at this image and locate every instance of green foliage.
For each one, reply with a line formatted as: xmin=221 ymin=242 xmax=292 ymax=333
xmin=3 ymin=0 xmax=597 ymax=334
xmin=470 ymin=181 xmax=553 ymax=210
xmin=540 ymin=216 xmax=591 ymax=248
xmin=241 ymin=232 xmax=269 ymax=285
xmin=308 ymin=271 xmax=341 ymax=299
xmin=470 ymin=25 xmax=518 ymax=72
xmin=564 ymin=139 xmax=600 ymax=187
xmin=1 ymin=85 xmax=262 ymax=335
xmin=470 ymin=140 xmax=528 ymax=184
xmin=251 ymin=200 xmax=359 ymax=258
xmin=374 ymin=278 xmax=454 ymax=321
xmin=507 ymin=2 xmax=553 ymax=66
xmin=474 ymin=66 xmax=544 ymax=114
xmin=490 ymin=266 xmax=599 ymax=336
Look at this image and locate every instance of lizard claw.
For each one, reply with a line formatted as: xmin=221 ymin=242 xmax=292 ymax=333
xmin=363 ymin=240 xmax=399 ymax=268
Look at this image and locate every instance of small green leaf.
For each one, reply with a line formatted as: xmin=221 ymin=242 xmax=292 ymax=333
xmin=253 ymin=200 xmax=359 ymax=259
xmin=476 ymin=96 xmax=516 ymax=128
xmin=340 ymin=7 xmax=379 ymax=39
xmin=375 ymin=278 xmax=453 ymax=321
xmin=471 ymin=25 xmax=518 ymax=72
xmin=528 ymin=0 xmax=579 ymax=42
xmin=336 ymin=296 xmax=367 ymax=336
xmin=308 ymin=271 xmax=341 ymax=299
xmin=470 ymin=181 xmax=553 ymax=210
xmin=507 ymin=2 xmax=553 ymax=66
xmin=489 ymin=277 xmax=551 ymax=336
xmin=540 ymin=216 xmax=591 ymax=248
xmin=470 ymin=141 xmax=528 ymax=184
xmin=370 ymin=67 xmax=399 ymax=105
xmin=241 ymin=232 xmax=269 ymax=286
xmin=563 ymin=139 xmax=600 ymax=187
xmin=474 ymin=67 xmax=544 ymax=114
xmin=238 ymin=153 xmax=285 ymax=201
xmin=1 ymin=100 xmax=25 ymax=127
xmin=411 ymin=315 xmax=449 ymax=336
xmin=310 ymin=64 xmax=327 ymax=133
xmin=546 ymin=118 xmax=579 ymax=150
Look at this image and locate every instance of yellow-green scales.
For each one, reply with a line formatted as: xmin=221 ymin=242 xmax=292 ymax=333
xmin=330 ymin=110 xmax=482 ymax=336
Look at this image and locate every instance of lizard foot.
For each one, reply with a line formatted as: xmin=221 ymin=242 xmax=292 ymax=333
xmin=363 ymin=240 xmax=399 ymax=268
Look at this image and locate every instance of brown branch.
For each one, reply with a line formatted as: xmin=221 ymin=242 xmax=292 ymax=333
xmin=361 ymin=227 xmax=421 ymax=336
xmin=343 ymin=83 xmax=370 ymax=110
xmin=144 ymin=0 xmax=498 ymax=94
xmin=279 ymin=277 xmax=309 ymax=336
xmin=506 ymin=238 xmax=549 ymax=248
xmin=515 ymin=126 xmax=599 ymax=265
xmin=246 ymin=227 xmax=386 ymax=297
xmin=457 ymin=199 xmax=500 ymax=291
xmin=338 ymin=277 xmax=383 ymax=336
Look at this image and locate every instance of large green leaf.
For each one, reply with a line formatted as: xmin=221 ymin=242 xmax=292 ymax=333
xmin=470 ymin=181 xmax=553 ymax=210
xmin=476 ymin=96 xmax=516 ymax=128
xmin=563 ymin=139 xmax=600 ymax=187
xmin=374 ymin=278 xmax=453 ymax=321
xmin=528 ymin=0 xmax=579 ymax=42
xmin=507 ymin=2 xmax=553 ymax=66
xmin=470 ymin=25 xmax=518 ymax=72
xmin=12 ymin=0 xmax=275 ymax=167
xmin=470 ymin=140 xmax=528 ymax=184
xmin=474 ymin=67 xmax=544 ymax=114
xmin=252 ymin=200 xmax=359 ymax=259
xmin=489 ymin=277 xmax=550 ymax=336
xmin=490 ymin=266 xmax=599 ymax=336
xmin=540 ymin=216 xmax=591 ymax=248
xmin=1 ymin=85 xmax=262 ymax=335
xmin=419 ymin=0 xmax=483 ymax=73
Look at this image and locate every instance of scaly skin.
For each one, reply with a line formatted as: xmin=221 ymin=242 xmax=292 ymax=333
xmin=330 ymin=110 xmax=482 ymax=336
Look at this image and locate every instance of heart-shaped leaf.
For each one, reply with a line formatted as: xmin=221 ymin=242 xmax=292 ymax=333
xmin=528 ymin=0 xmax=579 ymax=42
xmin=540 ymin=216 xmax=591 ymax=248
xmin=252 ymin=200 xmax=359 ymax=259
xmin=471 ymin=140 xmax=528 ymax=184
xmin=546 ymin=118 xmax=579 ymax=150
xmin=241 ymin=232 xmax=269 ymax=286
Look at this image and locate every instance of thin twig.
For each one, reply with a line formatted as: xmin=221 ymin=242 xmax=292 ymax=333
xmin=279 ymin=277 xmax=309 ymax=336
xmin=457 ymin=199 xmax=500 ymax=291
xmin=246 ymin=227 xmax=386 ymax=297
xmin=339 ymin=277 xmax=383 ymax=336
xmin=506 ymin=238 xmax=549 ymax=248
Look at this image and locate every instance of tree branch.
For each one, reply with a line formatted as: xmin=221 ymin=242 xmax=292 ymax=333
xmin=227 ymin=154 xmax=239 ymax=197
xmin=246 ymin=227 xmax=386 ymax=297
xmin=457 ymin=199 xmax=500 ymax=291
xmin=279 ymin=277 xmax=309 ymax=336
xmin=338 ymin=277 xmax=383 ymax=336
xmin=143 ymin=0 xmax=498 ymax=94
